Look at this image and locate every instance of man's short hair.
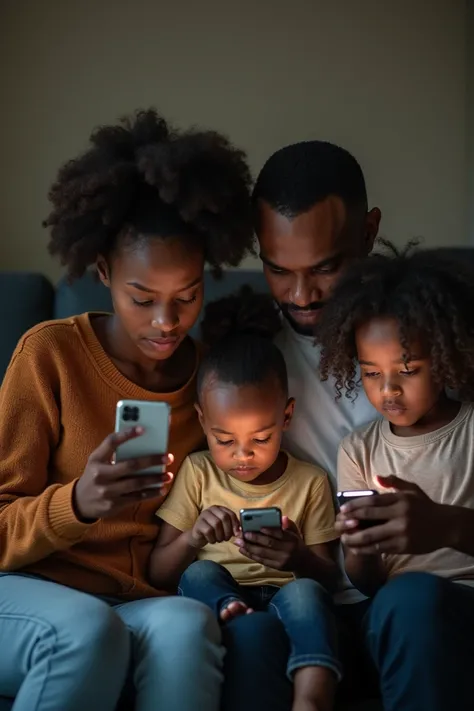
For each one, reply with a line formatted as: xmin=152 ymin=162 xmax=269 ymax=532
xmin=252 ymin=141 xmax=368 ymax=221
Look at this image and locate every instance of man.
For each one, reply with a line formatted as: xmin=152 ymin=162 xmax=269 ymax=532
xmin=253 ymin=141 xmax=381 ymax=482
xmin=252 ymin=141 xmax=473 ymax=711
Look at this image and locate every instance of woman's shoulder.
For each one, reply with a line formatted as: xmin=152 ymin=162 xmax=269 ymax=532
xmin=14 ymin=313 xmax=91 ymax=359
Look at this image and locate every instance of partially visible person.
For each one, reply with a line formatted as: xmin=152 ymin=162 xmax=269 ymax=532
xmin=318 ymin=243 xmax=474 ymax=711
xmin=0 ymin=108 xmax=256 ymax=711
xmin=253 ymin=141 xmax=381 ymax=484
xmin=150 ymin=288 xmax=341 ymax=711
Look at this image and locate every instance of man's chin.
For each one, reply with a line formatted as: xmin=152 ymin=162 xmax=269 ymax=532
xmin=283 ymin=310 xmax=321 ymax=337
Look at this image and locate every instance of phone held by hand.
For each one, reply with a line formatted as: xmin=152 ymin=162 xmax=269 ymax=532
xmin=115 ymin=400 xmax=170 ymax=475
xmin=337 ymin=490 xmax=380 ymax=529
xmin=240 ymin=507 xmax=282 ymax=533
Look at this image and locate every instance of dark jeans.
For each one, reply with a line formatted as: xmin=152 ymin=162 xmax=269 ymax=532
xmin=337 ymin=572 xmax=474 ymax=711
xmin=179 ymin=560 xmax=341 ymax=686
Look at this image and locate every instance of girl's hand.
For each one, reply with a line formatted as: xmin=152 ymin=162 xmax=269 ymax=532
xmin=338 ymin=475 xmax=447 ymax=555
xmin=234 ymin=516 xmax=304 ymax=571
xmin=187 ymin=506 xmax=241 ymax=549
xmin=74 ymin=427 xmax=173 ymax=520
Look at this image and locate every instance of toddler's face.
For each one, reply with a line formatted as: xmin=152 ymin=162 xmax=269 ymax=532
xmin=356 ymin=317 xmax=443 ymax=430
xmin=197 ymin=376 xmax=293 ymax=483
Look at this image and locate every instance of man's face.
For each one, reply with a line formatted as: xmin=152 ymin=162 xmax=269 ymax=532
xmin=257 ymin=196 xmax=380 ymax=335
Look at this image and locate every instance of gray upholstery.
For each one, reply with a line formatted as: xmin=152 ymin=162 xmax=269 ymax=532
xmin=0 ymin=272 xmax=55 ymax=379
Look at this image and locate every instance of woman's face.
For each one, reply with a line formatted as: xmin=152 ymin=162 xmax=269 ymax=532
xmin=99 ymin=235 xmax=205 ymax=361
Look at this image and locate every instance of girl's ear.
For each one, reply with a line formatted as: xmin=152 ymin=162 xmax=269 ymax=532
xmin=194 ymin=402 xmax=206 ymax=431
xmin=283 ymin=397 xmax=295 ymax=431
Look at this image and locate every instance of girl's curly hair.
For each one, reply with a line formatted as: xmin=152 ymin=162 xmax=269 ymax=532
xmin=317 ymin=241 xmax=474 ymax=400
xmin=197 ymin=286 xmax=286 ymax=398
xmin=44 ymin=109 xmax=255 ymax=279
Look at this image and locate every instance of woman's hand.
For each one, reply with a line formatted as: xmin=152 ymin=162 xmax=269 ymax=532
xmin=186 ymin=506 xmax=241 ymax=549
xmin=74 ymin=426 xmax=173 ymax=520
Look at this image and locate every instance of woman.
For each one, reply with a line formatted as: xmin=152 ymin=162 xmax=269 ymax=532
xmin=0 ymin=109 xmax=260 ymax=711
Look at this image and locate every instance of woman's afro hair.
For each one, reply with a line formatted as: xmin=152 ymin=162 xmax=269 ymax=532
xmin=44 ymin=109 xmax=255 ymax=278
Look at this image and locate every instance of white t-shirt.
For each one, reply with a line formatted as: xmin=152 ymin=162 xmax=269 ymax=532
xmin=275 ymin=318 xmax=380 ymax=603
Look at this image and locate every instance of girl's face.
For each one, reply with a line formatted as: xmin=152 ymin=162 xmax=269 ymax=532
xmin=99 ymin=235 xmax=205 ymax=362
xmin=356 ymin=317 xmax=444 ymax=430
xmin=197 ymin=376 xmax=294 ymax=483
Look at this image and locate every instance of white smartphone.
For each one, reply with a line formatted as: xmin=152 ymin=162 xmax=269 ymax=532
xmin=114 ymin=400 xmax=170 ymax=475
xmin=240 ymin=507 xmax=282 ymax=533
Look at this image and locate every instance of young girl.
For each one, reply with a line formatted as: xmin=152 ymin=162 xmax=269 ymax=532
xmin=316 ymin=243 xmax=474 ymax=711
xmin=0 ymin=109 xmax=255 ymax=711
xmin=150 ymin=289 xmax=342 ymax=711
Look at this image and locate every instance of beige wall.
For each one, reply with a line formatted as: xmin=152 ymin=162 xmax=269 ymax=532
xmin=0 ymin=0 xmax=467 ymax=280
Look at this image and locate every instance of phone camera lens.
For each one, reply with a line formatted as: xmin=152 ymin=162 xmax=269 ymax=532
xmin=244 ymin=514 xmax=253 ymax=521
xmin=122 ymin=406 xmax=140 ymax=422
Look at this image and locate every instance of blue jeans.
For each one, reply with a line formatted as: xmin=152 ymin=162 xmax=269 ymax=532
xmin=179 ymin=560 xmax=341 ymax=682
xmin=337 ymin=572 xmax=474 ymax=711
xmin=0 ymin=572 xmax=297 ymax=711
xmin=0 ymin=573 xmax=223 ymax=711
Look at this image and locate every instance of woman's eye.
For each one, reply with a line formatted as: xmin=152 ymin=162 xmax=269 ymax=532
xmin=216 ymin=439 xmax=233 ymax=447
xmin=254 ymin=436 xmax=271 ymax=445
xmin=132 ymin=299 xmax=153 ymax=308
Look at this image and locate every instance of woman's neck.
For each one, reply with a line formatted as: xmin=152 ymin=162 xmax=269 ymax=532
xmin=92 ymin=314 xmax=196 ymax=393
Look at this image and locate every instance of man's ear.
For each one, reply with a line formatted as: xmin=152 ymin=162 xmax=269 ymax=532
xmin=194 ymin=402 xmax=206 ymax=432
xmin=96 ymin=256 xmax=111 ymax=287
xmin=364 ymin=208 xmax=381 ymax=253
xmin=283 ymin=397 xmax=295 ymax=431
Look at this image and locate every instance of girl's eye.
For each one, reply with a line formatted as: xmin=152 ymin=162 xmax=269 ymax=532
xmin=401 ymin=368 xmax=419 ymax=377
xmin=216 ymin=438 xmax=233 ymax=447
xmin=132 ymin=298 xmax=153 ymax=308
xmin=363 ymin=371 xmax=379 ymax=379
xmin=177 ymin=293 xmax=198 ymax=305
xmin=254 ymin=435 xmax=272 ymax=445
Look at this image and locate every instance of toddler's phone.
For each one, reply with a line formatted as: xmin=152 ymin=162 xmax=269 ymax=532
xmin=114 ymin=400 xmax=170 ymax=475
xmin=337 ymin=490 xmax=380 ymax=529
xmin=240 ymin=507 xmax=282 ymax=533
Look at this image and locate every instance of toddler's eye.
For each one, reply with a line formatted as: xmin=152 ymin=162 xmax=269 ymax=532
xmin=216 ymin=438 xmax=233 ymax=447
xmin=254 ymin=436 xmax=272 ymax=445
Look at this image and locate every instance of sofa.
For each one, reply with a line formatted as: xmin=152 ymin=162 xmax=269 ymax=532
xmin=0 ymin=267 xmax=388 ymax=710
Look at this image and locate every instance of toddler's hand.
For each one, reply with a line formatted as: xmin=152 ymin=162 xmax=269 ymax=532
xmin=188 ymin=506 xmax=241 ymax=549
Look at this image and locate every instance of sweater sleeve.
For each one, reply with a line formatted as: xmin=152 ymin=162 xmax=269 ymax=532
xmin=0 ymin=333 xmax=92 ymax=571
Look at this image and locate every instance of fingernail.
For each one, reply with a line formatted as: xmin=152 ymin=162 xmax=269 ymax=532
xmin=345 ymin=519 xmax=358 ymax=528
xmin=340 ymin=504 xmax=348 ymax=513
xmin=234 ymin=539 xmax=243 ymax=546
xmin=244 ymin=533 xmax=254 ymax=541
xmin=168 ymin=453 xmax=174 ymax=463
xmin=135 ymin=426 xmax=145 ymax=434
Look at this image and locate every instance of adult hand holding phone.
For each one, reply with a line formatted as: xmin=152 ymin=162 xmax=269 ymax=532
xmin=74 ymin=427 xmax=173 ymax=521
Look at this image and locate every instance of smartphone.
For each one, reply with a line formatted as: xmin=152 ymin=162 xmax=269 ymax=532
xmin=240 ymin=507 xmax=282 ymax=533
xmin=114 ymin=400 xmax=170 ymax=475
xmin=337 ymin=490 xmax=380 ymax=529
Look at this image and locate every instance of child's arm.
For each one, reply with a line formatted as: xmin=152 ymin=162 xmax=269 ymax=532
xmin=149 ymin=505 xmax=241 ymax=590
xmin=292 ymin=538 xmax=340 ymax=591
xmin=336 ymin=441 xmax=387 ymax=596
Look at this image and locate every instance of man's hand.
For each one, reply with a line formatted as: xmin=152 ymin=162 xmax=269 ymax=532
xmin=234 ymin=516 xmax=305 ymax=571
xmin=337 ymin=475 xmax=449 ymax=555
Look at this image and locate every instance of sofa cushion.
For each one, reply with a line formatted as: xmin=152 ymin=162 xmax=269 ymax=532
xmin=0 ymin=272 xmax=55 ymax=379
